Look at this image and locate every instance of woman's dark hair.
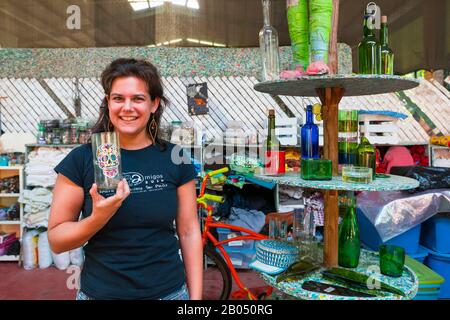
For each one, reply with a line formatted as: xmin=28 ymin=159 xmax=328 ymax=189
xmin=91 ymin=58 xmax=168 ymax=151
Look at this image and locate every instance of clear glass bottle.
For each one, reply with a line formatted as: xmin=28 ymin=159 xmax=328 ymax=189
xmin=358 ymin=12 xmax=381 ymax=74
xmin=301 ymin=105 xmax=319 ymax=159
xmin=380 ymin=15 xmax=394 ymax=75
xmin=259 ymin=0 xmax=280 ymax=81
xmin=338 ymin=196 xmax=361 ymax=268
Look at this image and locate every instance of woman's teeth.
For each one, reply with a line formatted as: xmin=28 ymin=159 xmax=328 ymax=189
xmin=120 ymin=116 xmax=137 ymax=121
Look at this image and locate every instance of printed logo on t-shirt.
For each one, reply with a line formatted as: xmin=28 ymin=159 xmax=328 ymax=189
xmin=123 ymin=171 xmax=168 ymax=194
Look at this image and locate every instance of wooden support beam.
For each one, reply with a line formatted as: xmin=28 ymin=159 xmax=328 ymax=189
xmin=323 ymin=189 xmax=339 ymax=267
xmin=316 ymin=86 xmax=344 ymax=268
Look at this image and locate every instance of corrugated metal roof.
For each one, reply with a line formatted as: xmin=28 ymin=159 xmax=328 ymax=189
xmin=0 ymin=77 xmax=449 ymax=145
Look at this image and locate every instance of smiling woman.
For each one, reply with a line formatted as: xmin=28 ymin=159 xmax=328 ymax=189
xmin=91 ymin=58 xmax=168 ymax=151
xmin=47 ymin=58 xmax=203 ymax=300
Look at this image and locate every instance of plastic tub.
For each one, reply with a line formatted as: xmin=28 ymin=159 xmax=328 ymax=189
xmin=217 ymin=228 xmax=254 ymax=249
xmin=409 ymin=246 xmax=429 ymax=264
xmin=425 ymin=250 xmax=450 ymax=299
xmin=406 ymin=256 xmax=444 ymax=300
xmin=357 ymin=208 xmax=421 ymax=254
xmin=420 ymin=215 xmax=450 ymax=253
xmin=217 ymin=242 xmax=256 ymax=269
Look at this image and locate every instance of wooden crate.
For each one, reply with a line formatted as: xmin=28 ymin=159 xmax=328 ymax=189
xmin=359 ymin=114 xmax=400 ymax=145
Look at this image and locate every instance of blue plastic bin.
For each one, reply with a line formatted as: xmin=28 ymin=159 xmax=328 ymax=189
xmin=421 ymin=216 xmax=450 ymax=253
xmin=357 ymin=208 xmax=421 ymax=254
xmin=425 ymin=250 xmax=450 ymax=299
xmin=409 ymin=246 xmax=429 ymax=264
xmin=217 ymin=241 xmax=256 ymax=269
xmin=217 ymin=228 xmax=254 ymax=249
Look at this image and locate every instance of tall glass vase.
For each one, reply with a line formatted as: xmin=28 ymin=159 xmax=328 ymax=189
xmin=259 ymin=0 xmax=280 ymax=81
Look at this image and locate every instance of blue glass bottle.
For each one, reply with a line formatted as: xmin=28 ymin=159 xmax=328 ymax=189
xmin=301 ymin=105 xmax=319 ymax=159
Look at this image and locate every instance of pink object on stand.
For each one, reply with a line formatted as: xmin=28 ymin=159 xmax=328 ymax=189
xmin=381 ymin=146 xmax=415 ymax=174
xmin=306 ymin=61 xmax=330 ymax=75
xmin=280 ymin=65 xmax=306 ymax=79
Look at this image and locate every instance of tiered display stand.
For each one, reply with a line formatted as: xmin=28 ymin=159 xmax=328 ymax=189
xmin=253 ymin=75 xmax=421 ymax=299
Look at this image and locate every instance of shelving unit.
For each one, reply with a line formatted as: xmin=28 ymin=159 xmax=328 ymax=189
xmin=24 ymin=143 xmax=81 ymax=188
xmin=253 ymin=75 xmax=421 ymax=300
xmin=0 ymin=166 xmax=24 ymax=263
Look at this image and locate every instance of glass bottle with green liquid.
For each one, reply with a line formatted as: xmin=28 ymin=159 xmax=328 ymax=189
xmin=380 ymin=15 xmax=394 ymax=75
xmin=358 ymin=11 xmax=381 ymax=74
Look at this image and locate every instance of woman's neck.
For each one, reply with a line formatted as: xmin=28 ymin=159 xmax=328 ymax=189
xmin=119 ymin=131 xmax=152 ymax=150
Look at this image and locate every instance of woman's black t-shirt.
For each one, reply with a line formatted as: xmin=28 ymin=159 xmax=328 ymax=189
xmin=54 ymin=142 xmax=197 ymax=299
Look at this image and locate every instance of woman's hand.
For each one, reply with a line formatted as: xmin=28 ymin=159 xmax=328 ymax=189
xmin=89 ymin=178 xmax=131 ymax=225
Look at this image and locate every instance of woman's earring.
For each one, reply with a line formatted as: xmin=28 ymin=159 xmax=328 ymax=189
xmin=149 ymin=113 xmax=158 ymax=143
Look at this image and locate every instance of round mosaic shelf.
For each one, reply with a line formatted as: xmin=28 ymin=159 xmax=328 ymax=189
xmin=253 ymin=173 xmax=419 ymax=192
xmin=260 ymin=249 xmax=419 ymax=300
xmin=253 ymin=75 xmax=420 ymax=97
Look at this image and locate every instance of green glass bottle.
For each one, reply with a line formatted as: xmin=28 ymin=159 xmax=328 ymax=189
xmin=338 ymin=201 xmax=361 ymax=268
xmin=380 ymin=16 xmax=394 ymax=75
xmin=358 ymin=14 xmax=381 ymax=74
xmin=264 ymin=108 xmax=284 ymax=174
xmin=357 ymin=135 xmax=376 ymax=179
xmin=265 ymin=108 xmax=280 ymax=152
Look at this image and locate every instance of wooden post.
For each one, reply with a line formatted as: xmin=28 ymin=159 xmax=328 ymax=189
xmin=324 ymin=189 xmax=339 ymax=267
xmin=317 ymin=87 xmax=343 ymax=176
xmin=316 ymin=87 xmax=344 ymax=268
xmin=328 ymin=0 xmax=340 ymax=74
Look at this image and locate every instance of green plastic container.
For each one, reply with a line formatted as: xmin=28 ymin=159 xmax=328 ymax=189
xmin=405 ymin=256 xmax=444 ymax=300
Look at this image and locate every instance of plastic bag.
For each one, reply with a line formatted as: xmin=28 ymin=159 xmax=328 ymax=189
xmin=51 ymin=251 xmax=71 ymax=270
xmin=69 ymin=247 xmax=84 ymax=267
xmin=22 ymin=229 xmax=40 ymax=270
xmin=390 ymin=166 xmax=450 ymax=193
xmin=37 ymin=231 xmax=53 ymax=269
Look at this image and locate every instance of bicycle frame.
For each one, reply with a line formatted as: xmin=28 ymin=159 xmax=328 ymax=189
xmin=197 ymin=168 xmax=271 ymax=300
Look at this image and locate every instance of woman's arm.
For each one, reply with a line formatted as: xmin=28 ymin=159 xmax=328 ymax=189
xmin=176 ymin=180 xmax=203 ymax=300
xmin=48 ymin=174 xmax=130 ymax=253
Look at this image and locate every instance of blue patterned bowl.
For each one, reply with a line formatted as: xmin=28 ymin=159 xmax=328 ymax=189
xmin=249 ymin=240 xmax=299 ymax=275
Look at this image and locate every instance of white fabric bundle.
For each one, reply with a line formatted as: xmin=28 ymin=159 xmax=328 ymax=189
xmin=37 ymin=231 xmax=53 ymax=269
xmin=25 ymin=148 xmax=72 ymax=187
xmin=22 ymin=230 xmax=40 ymax=270
xmin=69 ymin=247 xmax=84 ymax=267
xmin=52 ymin=251 xmax=71 ymax=270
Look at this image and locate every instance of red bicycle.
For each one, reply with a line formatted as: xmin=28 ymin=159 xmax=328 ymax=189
xmin=198 ymin=167 xmax=273 ymax=300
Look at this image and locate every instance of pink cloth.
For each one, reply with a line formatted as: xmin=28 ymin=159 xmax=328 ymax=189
xmin=382 ymin=146 xmax=415 ymax=174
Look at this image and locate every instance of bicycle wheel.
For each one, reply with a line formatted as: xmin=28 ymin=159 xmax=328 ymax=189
xmin=203 ymin=245 xmax=232 ymax=300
